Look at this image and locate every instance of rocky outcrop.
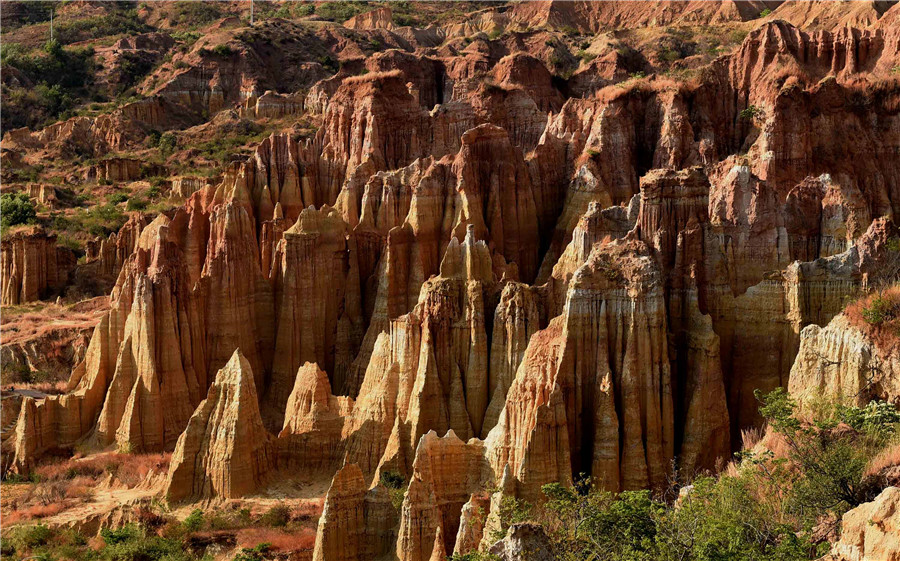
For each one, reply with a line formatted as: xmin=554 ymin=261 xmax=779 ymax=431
xmin=486 ymin=240 xmax=675 ymax=498
xmin=85 ymin=214 xmax=153 ymax=280
xmin=170 ymin=176 xmax=213 ymax=199
xmin=344 ymin=6 xmax=395 ymax=30
xmin=789 ymin=312 xmax=900 ymax=409
xmin=277 ymin=362 xmax=353 ymax=471
xmin=267 ymin=205 xmax=361 ymax=420
xmin=1 ymin=321 xmax=95 ymax=384
xmin=93 ymin=216 xmax=207 ymax=453
xmin=8 ymin=217 xmax=206 ymax=471
xmin=86 ymin=158 xmax=150 ymax=183
xmin=820 ymin=486 xmax=900 ymax=561
xmin=312 ymin=463 xmax=398 ymax=561
xmin=239 ymin=91 xmax=305 ymax=120
xmin=165 ymin=350 xmax=274 ymax=502
xmin=507 ymin=1 xmax=777 ymax=32
xmin=1 ymin=229 xmax=76 ymax=306
xmin=489 ymin=523 xmax=554 ymax=561
xmin=23 ymin=184 xmax=58 ymax=209
xmin=313 ymin=464 xmax=369 ymax=561
xmin=396 ymin=431 xmax=490 ymax=561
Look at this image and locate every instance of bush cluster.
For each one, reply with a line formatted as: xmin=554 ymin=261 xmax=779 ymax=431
xmin=1 ymin=193 xmax=37 ymax=230
xmin=1 ymin=39 xmax=96 ymax=130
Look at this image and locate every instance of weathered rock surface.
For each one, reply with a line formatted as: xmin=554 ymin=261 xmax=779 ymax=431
xmin=4 ymin=9 xmax=900 ymax=561
xmin=395 ymin=431 xmax=490 ymax=561
xmin=312 ymin=463 xmax=398 ymax=561
xmin=820 ymin=486 xmax=900 ymax=561
xmin=1 ymin=229 xmax=76 ymax=306
xmin=489 ymin=523 xmax=554 ymax=561
xmin=277 ymin=362 xmax=353 ymax=472
xmin=789 ymin=313 xmax=900 ymax=409
xmin=165 ymin=350 xmax=274 ymax=502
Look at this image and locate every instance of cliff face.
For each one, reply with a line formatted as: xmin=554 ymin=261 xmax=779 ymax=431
xmin=1 ymin=229 xmax=76 ymax=306
xmin=789 ymin=311 xmax=900 ymax=409
xmin=4 ymin=7 xmax=900 ymax=560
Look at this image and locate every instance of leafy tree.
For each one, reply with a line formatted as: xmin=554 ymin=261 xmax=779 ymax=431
xmin=541 ymin=478 xmax=660 ymax=561
xmin=158 ymin=132 xmax=178 ymax=157
xmin=1 ymin=193 xmax=37 ymax=229
xmin=757 ymin=388 xmax=885 ymax=521
xmin=656 ymin=476 xmax=821 ymax=561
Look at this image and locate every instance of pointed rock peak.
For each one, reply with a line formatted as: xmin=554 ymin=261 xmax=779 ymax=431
xmin=327 ymin=463 xmax=367 ymax=496
xmin=281 ymin=362 xmax=337 ymax=433
xmin=216 ymin=349 xmax=256 ymax=392
xmin=165 ymin=348 xmax=272 ymax=502
xmin=297 ymin=361 xmax=333 ymax=397
xmin=439 ymin=225 xmax=493 ymax=282
xmin=430 ymin=524 xmax=447 ymax=560
xmin=313 ymin=463 xmax=369 ymax=561
xmin=273 ymin=201 xmax=284 ymax=220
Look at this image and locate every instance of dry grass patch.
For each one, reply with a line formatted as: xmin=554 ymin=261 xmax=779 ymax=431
xmin=865 ymin=441 xmax=900 ymax=478
xmin=342 ymin=69 xmax=403 ymax=84
xmin=34 ymin=451 xmax=170 ymax=486
xmin=235 ymin=527 xmax=316 ymax=552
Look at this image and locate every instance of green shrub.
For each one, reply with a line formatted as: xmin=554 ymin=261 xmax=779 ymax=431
xmin=739 ymin=104 xmax=764 ymax=121
xmin=126 ymin=197 xmax=148 ymax=211
xmin=861 ymin=293 xmax=898 ymax=325
xmin=172 ymin=31 xmax=202 ymax=45
xmin=212 ymin=44 xmax=236 ymax=57
xmin=490 ymin=496 xmax=532 ymax=542
xmin=315 ymin=1 xmax=370 ymax=22
xmin=172 ymin=2 xmax=222 ymax=27
xmin=116 ymin=51 xmax=155 ymax=93
xmin=259 ymin=503 xmax=290 ymax=527
xmin=101 ymin=529 xmax=192 ymax=561
xmin=757 ymin=388 xmax=883 ymax=520
xmin=158 ymin=132 xmax=178 ymax=157
xmin=1 ymin=39 xmax=96 ymax=130
xmin=54 ymin=9 xmax=150 ymax=45
xmin=233 ymin=543 xmax=272 ymax=561
xmin=101 ymin=524 xmax=141 ymax=546
xmin=840 ymin=400 xmax=900 ymax=438
xmin=1 ymin=193 xmax=37 ymax=228
xmin=379 ymin=470 xmax=404 ymax=489
xmin=182 ymin=509 xmax=204 ymax=532
xmin=759 ymin=8 xmax=773 ymax=17
xmin=108 ymin=192 xmax=129 ymax=205
xmin=657 ymin=475 xmax=821 ymax=561
xmin=542 ymin=481 xmax=660 ymax=560
xmin=10 ymin=524 xmax=52 ymax=549
xmin=380 ymin=471 xmax=407 ymax=509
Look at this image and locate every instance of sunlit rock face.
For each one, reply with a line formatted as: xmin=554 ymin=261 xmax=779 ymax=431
xmin=4 ymin=4 xmax=900 ymax=560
